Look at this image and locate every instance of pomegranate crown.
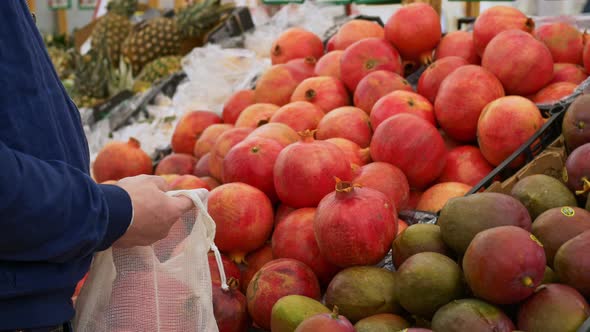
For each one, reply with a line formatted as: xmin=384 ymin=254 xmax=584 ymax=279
xmin=334 ymin=177 xmax=362 ymax=193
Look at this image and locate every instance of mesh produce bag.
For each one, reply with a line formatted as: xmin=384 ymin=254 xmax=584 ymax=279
xmin=74 ymin=189 xmax=226 ymax=332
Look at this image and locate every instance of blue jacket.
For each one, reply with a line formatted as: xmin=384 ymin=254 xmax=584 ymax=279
xmin=0 ymin=1 xmax=133 ymax=329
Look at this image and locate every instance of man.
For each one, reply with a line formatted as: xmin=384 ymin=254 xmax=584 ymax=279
xmin=0 ymin=1 xmax=194 ymax=331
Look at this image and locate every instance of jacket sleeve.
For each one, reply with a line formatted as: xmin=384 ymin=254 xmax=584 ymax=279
xmin=0 ymin=140 xmax=133 ymax=263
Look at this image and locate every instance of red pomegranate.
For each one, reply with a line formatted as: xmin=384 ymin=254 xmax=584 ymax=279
xmin=385 ymin=3 xmax=441 ymax=65
xmin=353 ymin=70 xmax=413 ymax=114
xmin=352 ymin=161 xmax=410 ymax=210
xmin=193 ymin=124 xmax=234 ymax=158
xmin=437 ymin=145 xmax=495 ymax=186
xmin=171 ymin=110 xmax=222 ymax=154
xmin=326 ymin=35 xmax=337 ymax=52
xmin=584 ymin=41 xmax=590 ymax=74
xmin=333 ymin=19 xmax=385 ymax=51
xmin=207 ymin=182 xmax=274 ymax=263
xmin=194 ymin=152 xmax=211 ymax=177
xmin=397 ymin=219 xmax=409 ymax=236
xmin=417 ymin=56 xmax=469 ymax=104
xmin=370 ymin=114 xmax=447 ymax=189
xmin=416 ymin=182 xmax=472 ymax=213
xmin=269 ymin=101 xmax=325 ymax=132
xmin=274 ymin=204 xmax=296 ymax=226
xmin=370 ymin=90 xmax=435 ymax=130
xmin=234 ymin=103 xmax=280 ymax=128
xmin=246 ymin=259 xmax=321 ymax=330
xmin=482 ymin=29 xmax=554 ymax=96
xmin=325 ymin=138 xmax=371 ymax=167
xmin=290 ymin=76 xmax=350 ymax=113
xmin=93 ymin=138 xmax=153 ymax=183
xmin=551 ymin=63 xmax=588 ymax=84
xmin=255 ymin=65 xmax=307 ymax=106
xmin=208 ymin=252 xmax=241 ymax=284
xmin=248 ymin=122 xmax=299 ymax=147
xmin=477 ymin=96 xmax=544 ymax=167
xmin=314 ymin=51 xmax=344 ymax=79
xmin=340 ymin=38 xmax=403 ymax=91
xmin=285 ymin=57 xmax=317 ymax=80
xmin=315 ymin=106 xmax=372 ymax=148
xmin=222 ymin=137 xmax=283 ymax=201
xmin=533 ymin=82 xmax=577 ymax=104
xmin=534 ymin=22 xmax=583 ymax=64
xmin=200 ymin=176 xmax=221 ymax=189
xmin=271 ymin=28 xmax=324 ymax=65
xmin=169 ymin=174 xmax=210 ymax=190
xmin=273 ymin=130 xmax=352 ymax=208
xmin=473 ymin=6 xmax=534 ymax=56
xmin=405 ymin=190 xmax=424 ymax=210
xmin=295 ymin=308 xmax=355 ymax=332
xmin=434 ymin=65 xmax=505 ymax=142
xmin=154 ymin=153 xmax=196 ymax=176
xmin=223 ymin=90 xmax=256 ymax=124
xmin=212 ymin=278 xmax=249 ymax=332
xmin=435 ymin=31 xmax=480 ymax=64
xmin=314 ymin=181 xmax=397 ymax=267
xmin=240 ymin=244 xmax=274 ymax=293
xmin=208 ymin=127 xmax=253 ymax=181
xmin=272 ymin=208 xmax=341 ymax=285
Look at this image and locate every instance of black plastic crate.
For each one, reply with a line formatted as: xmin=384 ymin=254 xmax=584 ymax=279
xmin=322 ymin=14 xmax=384 ymax=46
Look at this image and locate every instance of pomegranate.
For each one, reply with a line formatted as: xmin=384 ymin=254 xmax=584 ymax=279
xmin=370 ymin=114 xmax=447 ymax=189
xmin=434 ymin=65 xmax=505 ymax=142
xmin=234 ymin=103 xmax=279 ymax=128
xmin=193 ymin=152 xmax=211 ymax=177
xmin=223 ymin=90 xmax=256 ymax=124
xmin=463 ymin=226 xmax=546 ymax=304
xmin=285 ymin=57 xmax=317 ymax=80
xmin=437 ymin=145 xmax=495 ymax=186
xmin=169 ymin=174 xmax=210 ymax=190
xmin=353 ymin=70 xmax=413 ymax=114
xmin=93 ymin=138 xmax=153 ymax=183
xmin=246 ymin=258 xmax=321 ymax=330
xmin=171 ymin=110 xmax=222 ymax=154
xmin=584 ymin=41 xmax=590 ymax=74
xmin=212 ymin=278 xmax=249 ymax=332
xmin=440 ymin=129 xmax=461 ymax=151
xmin=248 ymin=122 xmax=299 ymax=147
xmin=417 ymin=56 xmax=469 ymax=104
xmin=416 ymin=182 xmax=472 ymax=213
xmin=397 ymin=219 xmax=409 ymax=236
xmin=271 ymin=28 xmax=324 ymax=65
xmin=208 ymin=128 xmax=252 ymax=181
xmin=385 ymin=3 xmax=441 ymax=65
xmin=478 ymin=96 xmax=544 ymax=167
xmin=326 ymin=35 xmax=336 ymax=52
xmin=314 ymin=181 xmax=397 ymax=267
xmin=405 ymin=190 xmax=424 ymax=210
xmin=208 ymin=252 xmax=241 ymax=284
xmin=222 ymin=137 xmax=283 ymax=201
xmin=269 ymin=101 xmax=324 ymax=132
xmin=333 ymin=19 xmax=385 ymax=51
xmin=154 ymin=153 xmax=196 ymax=176
xmin=314 ymin=51 xmax=344 ymax=79
xmin=255 ymin=65 xmax=305 ymax=107
xmin=551 ymin=63 xmax=587 ymax=85
xmin=295 ymin=308 xmax=355 ymax=332
xmin=193 ymin=123 xmax=234 ymax=158
xmin=274 ymin=204 xmax=296 ymax=226
xmin=473 ymin=6 xmax=534 ymax=56
xmin=208 ymin=183 xmax=274 ymax=263
xmin=315 ymin=106 xmax=372 ymax=148
xmin=240 ymin=244 xmax=273 ymax=293
xmin=534 ymin=22 xmax=583 ymax=64
xmin=340 ymin=38 xmax=403 ymax=91
xmin=200 ymin=176 xmax=221 ymax=189
xmin=290 ymin=76 xmax=350 ymax=113
xmin=370 ymin=90 xmax=435 ymax=130
xmin=435 ymin=31 xmax=480 ymax=64
xmin=533 ymin=82 xmax=577 ymax=104
xmin=273 ymin=130 xmax=352 ymax=208
xmin=272 ymin=208 xmax=341 ymax=285
xmin=352 ymin=161 xmax=410 ymax=210
xmin=325 ymin=138 xmax=371 ymax=167
xmin=482 ymin=29 xmax=554 ymax=96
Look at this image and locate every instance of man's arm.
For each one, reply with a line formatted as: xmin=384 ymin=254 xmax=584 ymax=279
xmin=0 ymin=140 xmax=133 ymax=263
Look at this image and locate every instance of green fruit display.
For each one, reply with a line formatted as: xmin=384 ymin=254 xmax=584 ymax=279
xmin=511 ymin=174 xmax=577 ymax=220
xmin=392 ymin=223 xmax=452 ymax=268
xmin=431 ymin=299 xmax=515 ymax=332
xmin=270 ymin=295 xmax=331 ymax=332
xmin=353 ymin=313 xmax=410 ymax=332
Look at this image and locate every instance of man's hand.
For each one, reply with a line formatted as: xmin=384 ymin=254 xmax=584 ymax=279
xmin=112 ymin=175 xmax=194 ymax=248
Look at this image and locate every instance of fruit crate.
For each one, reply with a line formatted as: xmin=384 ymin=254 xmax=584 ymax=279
xmin=321 ymin=14 xmax=384 ymax=44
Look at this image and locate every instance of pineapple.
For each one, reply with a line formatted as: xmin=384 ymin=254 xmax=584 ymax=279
xmin=91 ymin=13 xmax=132 ymax=63
xmin=106 ymin=0 xmax=138 ymax=17
xmin=72 ymin=47 xmax=112 ymax=101
xmin=133 ymin=56 xmax=182 ymax=92
xmin=47 ymin=47 xmax=74 ymax=79
xmin=121 ymin=0 xmax=234 ymax=74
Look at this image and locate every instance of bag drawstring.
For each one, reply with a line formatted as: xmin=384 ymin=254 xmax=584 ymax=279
xmin=210 ymin=242 xmax=229 ymax=291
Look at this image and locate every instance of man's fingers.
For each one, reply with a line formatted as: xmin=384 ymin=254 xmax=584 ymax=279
xmin=170 ymin=196 xmax=195 ymax=213
xmin=149 ymin=175 xmax=170 ymax=192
